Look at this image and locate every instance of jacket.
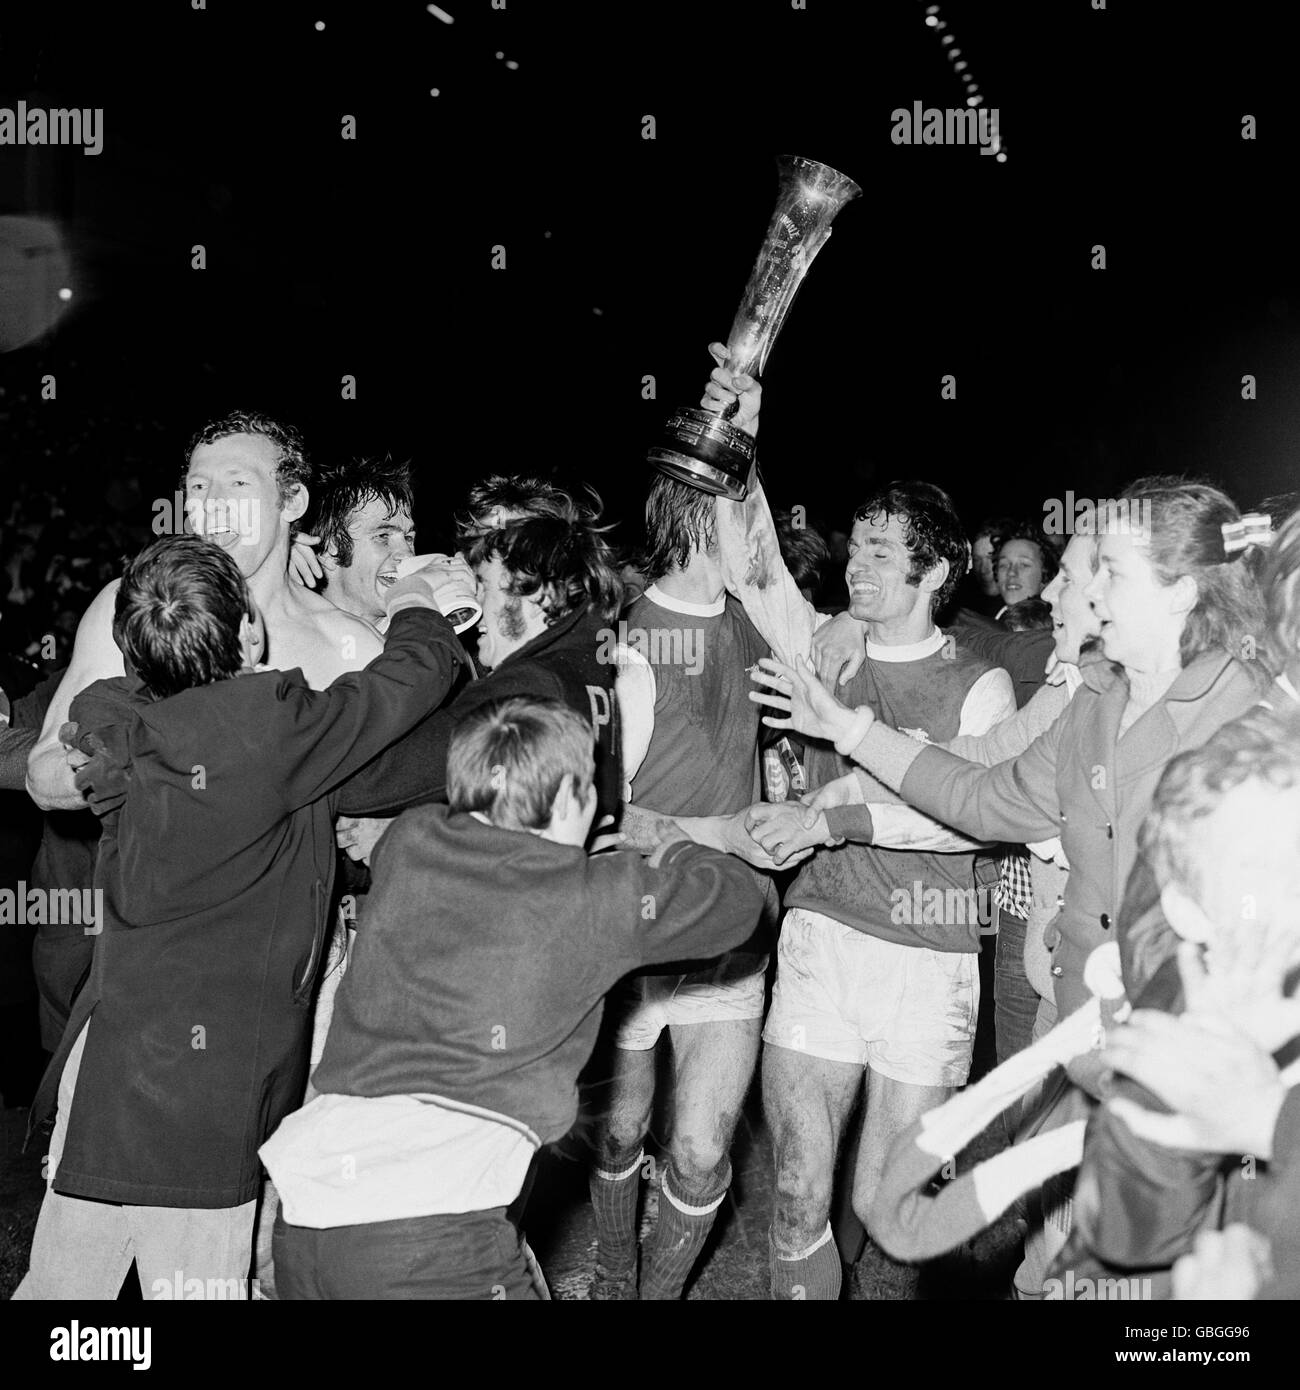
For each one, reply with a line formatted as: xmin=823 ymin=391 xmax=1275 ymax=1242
xmin=311 ymin=806 xmax=765 ymax=1145
xmin=898 ymin=646 xmax=1267 ymax=1018
xmin=27 ymin=607 xmax=462 ymax=1207
xmin=338 ymin=602 xmax=621 ymax=827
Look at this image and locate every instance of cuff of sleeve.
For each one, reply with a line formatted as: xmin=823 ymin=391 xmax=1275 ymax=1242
xmin=648 ymin=835 xmax=693 ymax=869
xmin=833 ymin=706 xmax=874 ymax=756
xmin=1271 ymin=1086 xmax=1300 ymax=1159
xmin=858 ymin=722 xmax=926 ymax=789
xmin=384 ymin=586 xmax=437 ymax=616
xmin=825 ymin=804 xmax=874 ymax=844
xmin=385 ymin=599 xmax=456 ymax=644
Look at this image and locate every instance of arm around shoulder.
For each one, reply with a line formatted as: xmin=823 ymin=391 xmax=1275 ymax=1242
xmin=27 ymin=579 xmax=124 ymax=811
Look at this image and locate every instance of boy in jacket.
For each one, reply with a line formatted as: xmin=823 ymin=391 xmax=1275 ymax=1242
xmin=14 ymin=534 xmax=465 ymax=1299
xmin=262 ymin=694 xmax=765 ymax=1300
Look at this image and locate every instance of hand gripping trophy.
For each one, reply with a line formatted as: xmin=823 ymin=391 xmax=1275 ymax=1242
xmin=647 ymin=155 xmax=861 ymax=500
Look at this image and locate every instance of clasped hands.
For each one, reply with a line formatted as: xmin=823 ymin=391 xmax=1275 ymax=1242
xmin=742 ymin=796 xmax=841 ymax=869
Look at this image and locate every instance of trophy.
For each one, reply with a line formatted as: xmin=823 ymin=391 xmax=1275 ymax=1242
xmin=393 ymin=554 xmax=482 ymax=633
xmin=647 ymin=155 xmax=861 ymax=500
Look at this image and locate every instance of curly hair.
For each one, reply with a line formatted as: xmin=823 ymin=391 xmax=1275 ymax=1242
xmin=1119 ymin=476 xmax=1268 ymax=668
xmin=305 ymin=455 xmax=414 ymax=568
xmin=1141 ymin=703 xmax=1300 ymax=911
xmin=457 ymin=475 xmax=605 ymax=548
xmin=852 ymin=481 xmax=968 ymax=612
xmin=463 ymin=516 xmax=623 ymax=626
xmin=184 ymin=410 xmax=312 ymax=511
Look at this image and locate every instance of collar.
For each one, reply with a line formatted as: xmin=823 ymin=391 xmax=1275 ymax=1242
xmin=643 ymin=583 xmax=727 ymax=618
xmin=494 ymin=600 xmax=589 ymax=670
xmin=1277 ymin=673 xmax=1300 ymax=707
xmin=1077 ymin=645 xmax=1238 ymax=702
xmin=865 ymin=625 xmax=946 ymax=663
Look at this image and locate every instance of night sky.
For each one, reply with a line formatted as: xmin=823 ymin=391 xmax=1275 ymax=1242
xmin=3 ymin=0 xmax=1299 ymax=550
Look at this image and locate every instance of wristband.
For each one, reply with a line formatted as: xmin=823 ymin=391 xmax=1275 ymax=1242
xmin=383 ymin=573 xmax=439 ymax=611
xmin=833 ymin=705 xmax=875 ymax=756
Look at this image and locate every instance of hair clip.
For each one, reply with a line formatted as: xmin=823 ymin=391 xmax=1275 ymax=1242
xmin=1221 ymin=513 xmax=1273 ymax=556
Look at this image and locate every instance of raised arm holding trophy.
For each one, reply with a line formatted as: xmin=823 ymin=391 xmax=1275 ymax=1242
xmin=647 ymin=154 xmax=861 ymax=500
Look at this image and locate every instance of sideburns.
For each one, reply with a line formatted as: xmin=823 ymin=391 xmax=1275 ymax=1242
xmin=498 ymin=595 xmax=528 ymax=642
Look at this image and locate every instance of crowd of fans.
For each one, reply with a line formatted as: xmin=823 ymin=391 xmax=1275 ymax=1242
xmin=1 ymin=361 xmax=1298 ymax=1305
xmin=0 ymin=382 xmax=164 ymax=684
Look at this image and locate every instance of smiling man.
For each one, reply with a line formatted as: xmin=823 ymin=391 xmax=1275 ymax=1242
xmin=308 ymin=455 xmax=419 ymax=628
xmin=22 ymin=411 xmax=395 ymax=1299
xmin=330 ymin=513 xmax=625 ymax=827
xmin=738 ymin=483 xmax=1017 ymax=1299
xmin=27 ymin=412 xmax=382 ymax=813
xmin=24 ymin=413 xmax=383 ymax=1063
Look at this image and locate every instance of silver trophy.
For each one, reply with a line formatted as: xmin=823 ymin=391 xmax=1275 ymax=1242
xmin=648 ymin=155 xmax=861 ymax=500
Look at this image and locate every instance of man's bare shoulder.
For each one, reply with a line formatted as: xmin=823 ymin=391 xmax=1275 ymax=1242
xmin=270 ymin=585 xmax=382 ymax=685
xmin=310 ymin=596 xmax=382 ymax=651
xmin=65 ymin=578 xmax=127 ymax=681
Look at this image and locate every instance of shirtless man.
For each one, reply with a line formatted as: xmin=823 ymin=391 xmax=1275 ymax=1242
xmin=25 ymin=411 xmax=383 ymax=1300
xmin=27 ymin=411 xmax=381 ymax=812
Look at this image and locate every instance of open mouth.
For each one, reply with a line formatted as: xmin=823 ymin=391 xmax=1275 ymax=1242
xmin=850 ymin=582 xmax=881 ymax=599
xmin=376 ymin=571 xmax=397 ymax=589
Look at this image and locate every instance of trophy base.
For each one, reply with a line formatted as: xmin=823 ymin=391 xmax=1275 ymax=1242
xmin=647 ymin=407 xmax=754 ymax=500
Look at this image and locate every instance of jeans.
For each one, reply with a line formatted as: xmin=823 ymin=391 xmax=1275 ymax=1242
xmin=274 ymin=1207 xmax=541 ymax=1300
xmin=994 ymin=908 xmax=1040 ymax=1143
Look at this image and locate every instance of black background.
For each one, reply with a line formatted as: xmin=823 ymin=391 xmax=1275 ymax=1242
xmin=3 ymin=0 xmax=1300 ymax=549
